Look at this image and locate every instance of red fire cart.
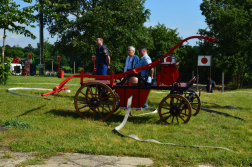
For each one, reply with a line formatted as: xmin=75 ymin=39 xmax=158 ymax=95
xmin=42 ymin=36 xmax=217 ymax=124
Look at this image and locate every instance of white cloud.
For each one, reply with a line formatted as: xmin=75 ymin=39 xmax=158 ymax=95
xmin=10 ymin=35 xmax=19 ymax=39
xmin=144 ymin=22 xmax=158 ymax=27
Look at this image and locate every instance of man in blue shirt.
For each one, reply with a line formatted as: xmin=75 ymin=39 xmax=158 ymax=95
xmin=133 ymin=46 xmax=154 ymax=108
xmin=124 ymin=46 xmax=139 ymax=72
xmin=135 ymin=46 xmax=153 ymax=83
xmin=95 ymin=37 xmax=110 ymax=76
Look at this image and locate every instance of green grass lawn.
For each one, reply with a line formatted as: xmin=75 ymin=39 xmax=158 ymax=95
xmin=0 ymin=75 xmax=252 ymax=167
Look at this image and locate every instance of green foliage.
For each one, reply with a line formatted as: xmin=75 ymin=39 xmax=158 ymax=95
xmin=0 ymin=56 xmax=12 ymax=84
xmin=147 ymin=23 xmax=181 ymax=60
xmin=42 ymin=0 xmax=151 ymax=72
xmin=0 ymin=0 xmax=37 ymax=39
xmin=61 ymin=65 xmax=72 ymax=72
xmin=2 ymin=118 xmax=30 ymax=129
xmin=199 ymin=0 xmax=252 ymax=89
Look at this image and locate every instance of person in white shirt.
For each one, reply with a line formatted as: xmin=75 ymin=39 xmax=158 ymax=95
xmin=124 ymin=46 xmax=139 ymax=72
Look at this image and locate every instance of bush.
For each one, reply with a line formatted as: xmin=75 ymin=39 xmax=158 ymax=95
xmin=0 ymin=57 xmax=12 ymax=85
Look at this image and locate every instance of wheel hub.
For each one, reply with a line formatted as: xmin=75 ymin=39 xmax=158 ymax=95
xmin=170 ymin=106 xmax=180 ymax=116
xmin=90 ymin=98 xmax=100 ymax=107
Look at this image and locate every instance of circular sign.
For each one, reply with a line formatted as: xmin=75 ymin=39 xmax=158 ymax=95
xmin=201 ymin=57 xmax=208 ymax=64
xmin=25 ymin=59 xmax=31 ymax=66
xmin=165 ymin=57 xmax=172 ymax=62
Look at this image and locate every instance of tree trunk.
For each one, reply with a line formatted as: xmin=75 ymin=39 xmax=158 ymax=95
xmin=240 ymin=72 xmax=245 ymax=89
xmin=2 ymin=28 xmax=6 ymax=85
xmin=39 ymin=0 xmax=44 ymax=75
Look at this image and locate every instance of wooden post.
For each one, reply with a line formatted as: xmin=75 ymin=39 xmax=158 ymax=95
xmin=52 ymin=60 xmax=53 ymax=72
xmin=196 ymin=66 xmax=198 ymax=91
xmin=222 ymin=71 xmax=224 ymax=92
xmin=1 ymin=48 xmax=4 ymax=85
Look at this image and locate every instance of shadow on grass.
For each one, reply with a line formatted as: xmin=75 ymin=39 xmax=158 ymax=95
xmin=45 ymin=109 xmax=81 ymax=119
xmin=49 ymin=94 xmax=75 ymax=101
xmin=43 ymin=108 xmax=163 ymax=125
xmin=200 ymin=102 xmax=246 ymax=121
xmin=18 ymin=105 xmax=46 ymax=117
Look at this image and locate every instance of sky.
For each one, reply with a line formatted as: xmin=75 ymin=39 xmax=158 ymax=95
xmin=0 ymin=0 xmax=208 ymax=48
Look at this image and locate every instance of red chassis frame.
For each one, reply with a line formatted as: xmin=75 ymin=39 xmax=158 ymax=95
xmin=42 ymin=36 xmax=217 ymax=107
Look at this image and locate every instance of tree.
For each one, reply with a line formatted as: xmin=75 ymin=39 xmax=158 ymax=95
xmin=0 ymin=0 xmax=37 ymax=84
xmin=199 ymin=0 xmax=252 ymax=89
xmin=147 ymin=23 xmax=182 ymax=61
xmin=41 ymin=0 xmax=151 ymax=73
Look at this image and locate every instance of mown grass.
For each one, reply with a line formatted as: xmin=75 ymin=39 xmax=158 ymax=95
xmin=0 ymin=75 xmax=252 ymax=167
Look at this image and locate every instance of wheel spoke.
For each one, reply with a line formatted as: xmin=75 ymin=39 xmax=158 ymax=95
xmin=176 ymin=116 xmax=179 ymax=124
xmin=170 ymin=98 xmax=174 ymax=106
xmin=179 ymin=115 xmax=185 ymax=122
xmin=100 ymin=106 xmax=110 ymax=113
xmin=99 ymin=95 xmax=112 ymax=101
xmin=161 ymin=107 xmax=171 ymax=110
xmin=80 ymin=91 xmax=87 ymax=97
xmin=97 ymin=107 xmax=104 ymax=119
xmin=178 ymin=101 xmax=186 ymax=108
xmin=99 ymin=102 xmax=112 ymax=106
xmin=98 ymin=89 xmax=106 ymax=98
xmin=165 ymin=114 xmax=172 ymax=121
xmin=77 ymin=99 xmax=88 ymax=104
xmin=78 ymin=104 xmax=89 ymax=110
xmin=83 ymin=108 xmax=91 ymax=117
xmin=161 ymin=111 xmax=171 ymax=116
xmin=171 ymin=116 xmax=175 ymax=123
xmin=180 ymin=110 xmax=189 ymax=117
xmin=94 ymin=85 xmax=98 ymax=97
xmin=164 ymin=101 xmax=171 ymax=108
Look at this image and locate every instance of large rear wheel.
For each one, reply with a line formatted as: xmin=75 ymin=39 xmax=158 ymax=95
xmin=74 ymin=82 xmax=116 ymax=121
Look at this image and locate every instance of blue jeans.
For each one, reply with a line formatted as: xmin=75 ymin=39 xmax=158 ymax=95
xmin=96 ymin=64 xmax=108 ymax=76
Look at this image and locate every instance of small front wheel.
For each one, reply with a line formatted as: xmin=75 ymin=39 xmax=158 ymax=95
xmin=158 ymin=94 xmax=192 ymax=124
xmin=183 ymin=89 xmax=201 ymax=116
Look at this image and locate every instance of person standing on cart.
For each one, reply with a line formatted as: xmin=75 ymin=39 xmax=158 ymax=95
xmin=124 ymin=46 xmax=139 ymax=72
xmin=95 ymin=37 xmax=110 ymax=76
xmin=135 ymin=46 xmax=154 ymax=83
xmin=134 ymin=46 xmax=154 ymax=108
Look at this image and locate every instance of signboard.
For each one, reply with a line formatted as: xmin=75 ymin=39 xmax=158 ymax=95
xmin=198 ymin=55 xmax=211 ymax=66
xmin=38 ymin=64 xmax=43 ymax=68
xmin=12 ymin=58 xmax=19 ymax=64
xmin=164 ymin=55 xmax=175 ymax=63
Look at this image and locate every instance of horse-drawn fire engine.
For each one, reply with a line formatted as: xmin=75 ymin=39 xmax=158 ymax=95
xmin=42 ymin=36 xmax=217 ymax=124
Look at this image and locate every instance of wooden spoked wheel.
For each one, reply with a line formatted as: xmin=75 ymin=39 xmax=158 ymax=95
xmin=183 ymin=89 xmax=201 ymax=116
xmin=74 ymin=82 xmax=116 ymax=121
xmin=158 ymin=94 xmax=192 ymax=124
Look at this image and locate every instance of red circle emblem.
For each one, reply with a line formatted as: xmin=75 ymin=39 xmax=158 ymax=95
xmin=201 ymin=58 xmax=208 ymax=64
xmin=166 ymin=57 xmax=172 ymax=62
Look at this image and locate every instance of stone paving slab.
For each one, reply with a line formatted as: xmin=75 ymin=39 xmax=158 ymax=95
xmin=0 ymin=152 xmax=154 ymax=167
xmin=0 ymin=151 xmax=215 ymax=167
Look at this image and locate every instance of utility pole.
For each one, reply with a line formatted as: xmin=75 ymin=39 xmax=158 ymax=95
xmin=39 ymin=0 xmax=44 ymax=76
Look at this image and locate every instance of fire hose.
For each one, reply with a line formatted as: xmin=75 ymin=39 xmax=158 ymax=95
xmin=113 ymin=95 xmax=234 ymax=152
